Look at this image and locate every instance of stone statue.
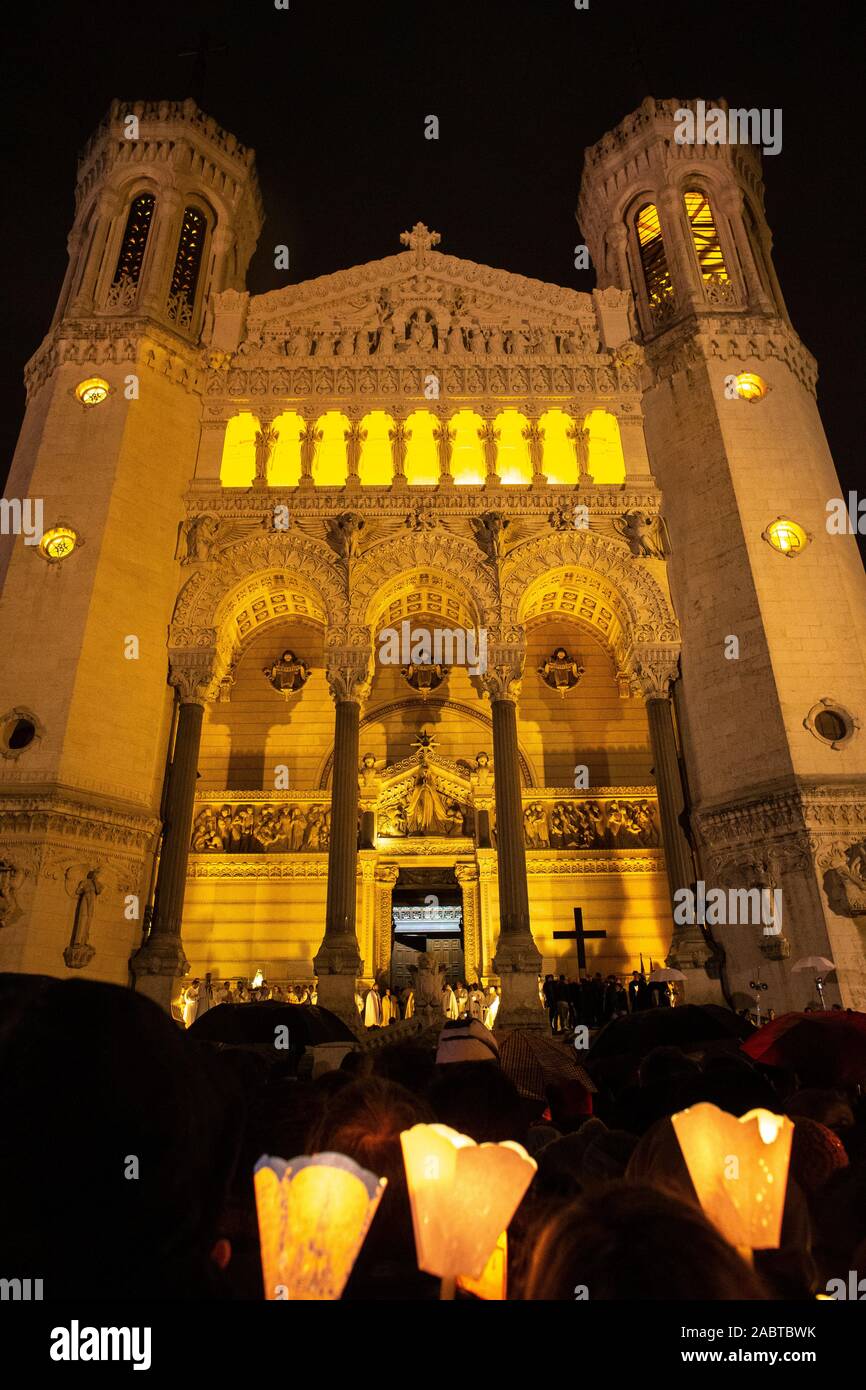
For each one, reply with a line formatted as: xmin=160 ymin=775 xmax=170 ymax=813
xmin=471 ymin=511 xmax=509 ymax=561
xmin=612 ymin=511 xmax=667 ymax=559
xmin=538 ymin=647 xmax=586 ymax=696
xmin=406 ymin=766 xmax=452 ymax=836
xmin=405 ymin=504 xmax=436 ymax=532
xmin=179 ymin=514 xmax=220 ymax=564
xmin=408 ymin=952 xmax=445 ymax=1028
xmin=0 ymin=860 xmax=24 ymax=929
xmin=64 ymin=866 xmax=103 ymax=969
xmin=253 ymin=422 xmax=279 ymax=484
xmin=327 ymin=512 xmax=365 ymax=561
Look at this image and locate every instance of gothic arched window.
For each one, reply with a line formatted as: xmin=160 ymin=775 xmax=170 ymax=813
xmin=635 ymin=203 xmax=674 ymax=323
xmin=107 ymin=193 xmax=155 ymax=306
xmin=683 ymin=190 xmax=729 ymax=282
xmin=167 ymin=206 xmax=208 ymax=328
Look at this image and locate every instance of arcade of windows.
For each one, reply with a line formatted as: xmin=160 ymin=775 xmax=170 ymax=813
xmin=219 ymin=406 xmax=627 ymax=488
xmin=106 ymin=190 xmax=208 ymax=325
xmin=634 ymin=187 xmax=733 ymax=322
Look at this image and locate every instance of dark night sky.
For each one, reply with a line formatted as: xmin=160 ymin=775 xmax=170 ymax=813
xmin=1 ymin=0 xmax=863 ymax=514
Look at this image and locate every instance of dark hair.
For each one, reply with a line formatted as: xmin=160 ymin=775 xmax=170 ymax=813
xmin=0 ymin=978 xmax=239 ymax=1299
xmin=523 ymin=1183 xmax=768 ymax=1300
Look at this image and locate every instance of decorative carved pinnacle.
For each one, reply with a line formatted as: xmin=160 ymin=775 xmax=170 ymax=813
xmin=399 ymin=222 xmax=442 ymax=257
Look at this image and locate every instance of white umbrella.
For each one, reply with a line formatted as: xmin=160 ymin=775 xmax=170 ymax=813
xmin=791 ymin=957 xmax=836 ymax=973
xmin=648 ymin=967 xmax=686 ymax=981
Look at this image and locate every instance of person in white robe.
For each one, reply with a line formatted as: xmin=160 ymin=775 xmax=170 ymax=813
xmin=483 ymin=987 xmax=500 ymax=1030
xmin=364 ymin=983 xmax=382 ymax=1028
xmin=455 ymin=984 xmax=469 ymax=1016
xmin=286 ymin=986 xmax=299 ymax=1004
xmin=403 ymin=988 xmax=415 ymax=1019
xmin=354 ymin=990 xmax=365 ymax=1016
xmin=469 ymin=985 xmax=485 ymax=1021
xmin=181 ymin=980 xmax=201 ymax=1028
xmin=442 ymin=983 xmax=458 ymax=1019
xmin=309 ymin=983 xmax=318 ymax=1005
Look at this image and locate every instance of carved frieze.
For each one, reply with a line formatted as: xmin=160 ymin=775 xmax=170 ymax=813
xmin=191 ymin=801 xmax=331 ymax=854
xmin=523 ymin=797 xmax=659 ymax=851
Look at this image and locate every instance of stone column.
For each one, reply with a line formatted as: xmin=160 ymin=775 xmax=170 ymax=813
xmin=717 ymin=186 xmax=774 ymax=314
xmin=69 ymin=190 xmax=123 ymax=314
xmin=455 ymin=861 xmax=481 ymax=984
xmin=434 ymin=417 xmax=454 ymax=487
xmin=481 ymin=644 xmax=542 ymax=1025
xmin=344 ymin=418 xmax=366 ymax=486
xmin=523 ymin=420 xmax=547 ymax=487
xmin=389 ymin=420 xmax=409 ymax=490
xmin=131 ymin=669 xmax=210 ymax=1010
xmin=475 ymin=849 xmax=498 ymax=983
xmin=633 ymin=649 xmax=721 ymax=1003
xmin=374 ymin=863 xmax=400 ymax=982
xmin=313 ymin=649 xmax=372 ymax=1018
xmin=138 ymin=188 xmax=183 ymax=316
xmin=479 ymin=420 xmax=501 ymax=486
xmin=299 ymin=421 xmax=321 ymax=488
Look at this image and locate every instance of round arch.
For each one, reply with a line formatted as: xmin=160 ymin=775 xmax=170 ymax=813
xmin=349 ymin=531 xmax=499 ymax=633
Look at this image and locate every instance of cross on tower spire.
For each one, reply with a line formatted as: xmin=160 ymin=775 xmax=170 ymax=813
xmin=399 ymin=223 xmax=442 ymax=258
xmin=178 ymin=27 xmax=228 ymax=108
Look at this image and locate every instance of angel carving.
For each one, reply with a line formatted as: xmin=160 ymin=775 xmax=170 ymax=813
xmin=612 ymin=511 xmax=668 ymax=559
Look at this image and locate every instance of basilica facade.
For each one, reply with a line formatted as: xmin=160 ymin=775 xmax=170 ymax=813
xmin=1 ymin=96 xmax=865 ymax=1024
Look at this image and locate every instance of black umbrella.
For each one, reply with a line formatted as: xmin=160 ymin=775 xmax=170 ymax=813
xmin=189 ymin=1001 xmax=356 ymax=1046
xmin=588 ymin=1004 xmax=751 ymax=1061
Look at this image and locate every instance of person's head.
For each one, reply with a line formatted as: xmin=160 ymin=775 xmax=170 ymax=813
xmin=306 ymin=1077 xmax=432 ymax=1278
xmin=0 ymin=978 xmax=238 ymax=1298
xmin=428 ymin=1061 xmax=526 ymax=1144
xmin=523 ymin=1183 xmax=768 ymax=1300
xmin=637 ymin=1046 xmax=700 ymax=1089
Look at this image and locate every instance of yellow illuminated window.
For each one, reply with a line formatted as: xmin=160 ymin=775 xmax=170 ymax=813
xmin=220 ymin=412 xmax=258 ymax=486
xmin=635 ymin=203 xmax=673 ymax=311
xmin=583 ymin=410 xmax=625 ymax=484
xmin=313 ymin=412 xmax=349 ymax=485
xmin=539 ymin=410 xmax=578 ymax=485
xmin=75 ymin=377 xmax=110 ymax=407
xmin=494 ymin=410 xmax=531 ymax=485
xmin=684 ymin=191 xmax=729 ymax=281
xmin=38 ymin=526 xmax=78 ymax=561
xmin=450 ymin=410 xmax=486 ymax=486
xmin=763 ymin=518 xmax=809 ymax=557
xmin=269 ymin=412 xmax=304 ymax=486
xmin=404 ymin=410 xmax=439 ymax=485
xmin=358 ymin=411 xmax=395 ymax=486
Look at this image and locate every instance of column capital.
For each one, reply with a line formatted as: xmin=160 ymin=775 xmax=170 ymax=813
xmin=168 ymin=653 xmax=221 ymax=705
xmin=478 ymin=635 xmax=525 ymax=703
xmin=374 ymin=862 xmax=400 ymax=886
xmin=326 ymin=642 xmax=373 ymax=706
xmin=453 ymin=861 xmax=478 ymax=886
xmin=629 ymin=645 xmax=681 ymax=700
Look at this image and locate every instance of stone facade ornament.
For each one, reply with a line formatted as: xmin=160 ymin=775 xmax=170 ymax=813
xmin=178 ymin=514 xmax=220 ymax=564
xmin=252 ymin=421 xmax=279 ymax=486
xmin=471 ymin=511 xmax=509 ymax=561
xmin=63 ymin=864 xmax=103 ymax=969
xmin=263 ymin=649 xmax=310 ymax=698
xmin=613 ymin=510 xmax=668 ymax=558
xmin=0 ymin=859 xmax=25 ymax=928
xmin=538 ymin=646 xmax=586 ymax=696
xmin=327 ymin=512 xmax=366 ymax=561
xmin=401 ymin=659 xmax=448 ymax=697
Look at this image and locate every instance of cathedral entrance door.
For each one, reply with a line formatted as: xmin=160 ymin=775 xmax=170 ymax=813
xmin=389 ymin=867 xmax=465 ymax=991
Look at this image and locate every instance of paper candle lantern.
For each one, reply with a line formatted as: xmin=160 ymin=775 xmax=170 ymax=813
xmin=400 ymin=1123 xmax=537 ymax=1283
xmin=671 ymin=1103 xmax=794 ymax=1250
xmin=456 ymin=1230 xmax=508 ymax=1301
xmin=254 ymin=1152 xmax=387 ymax=1300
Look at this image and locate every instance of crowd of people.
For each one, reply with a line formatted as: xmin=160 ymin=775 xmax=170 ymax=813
xmin=2 ymin=971 xmax=865 ymax=1303
xmin=178 ymin=976 xmax=317 ymax=1027
xmin=359 ymin=979 xmax=501 ymax=1030
xmin=540 ymin=969 xmax=675 ymax=1033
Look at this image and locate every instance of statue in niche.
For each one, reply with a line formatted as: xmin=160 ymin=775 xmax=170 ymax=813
xmin=613 ymin=511 xmax=668 ymax=559
xmin=538 ymin=647 xmax=586 ymax=696
xmin=359 ymin=752 xmax=384 ymax=792
xmin=470 ymin=750 xmax=494 ymax=796
xmin=0 ymin=860 xmax=24 ymax=929
xmin=263 ymin=650 xmax=310 ymax=698
xmin=64 ymin=865 xmax=103 ymax=969
xmin=178 ymin=514 xmax=220 ymax=564
xmin=567 ymin=421 xmax=592 ymax=478
xmin=406 ymin=766 xmax=452 ymax=836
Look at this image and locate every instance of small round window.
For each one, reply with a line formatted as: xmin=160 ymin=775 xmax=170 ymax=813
xmin=0 ymin=710 xmax=40 ymax=758
xmin=804 ymin=700 xmax=858 ymax=750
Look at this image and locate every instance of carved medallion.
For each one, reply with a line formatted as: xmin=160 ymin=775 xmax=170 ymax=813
xmin=263 ymin=650 xmax=310 ymax=698
xmin=538 ymin=647 xmax=586 ymax=696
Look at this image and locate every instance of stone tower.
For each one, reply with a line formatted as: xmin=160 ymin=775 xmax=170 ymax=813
xmin=578 ymin=97 xmax=866 ymax=1010
xmin=0 ymin=100 xmax=262 ymax=1001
